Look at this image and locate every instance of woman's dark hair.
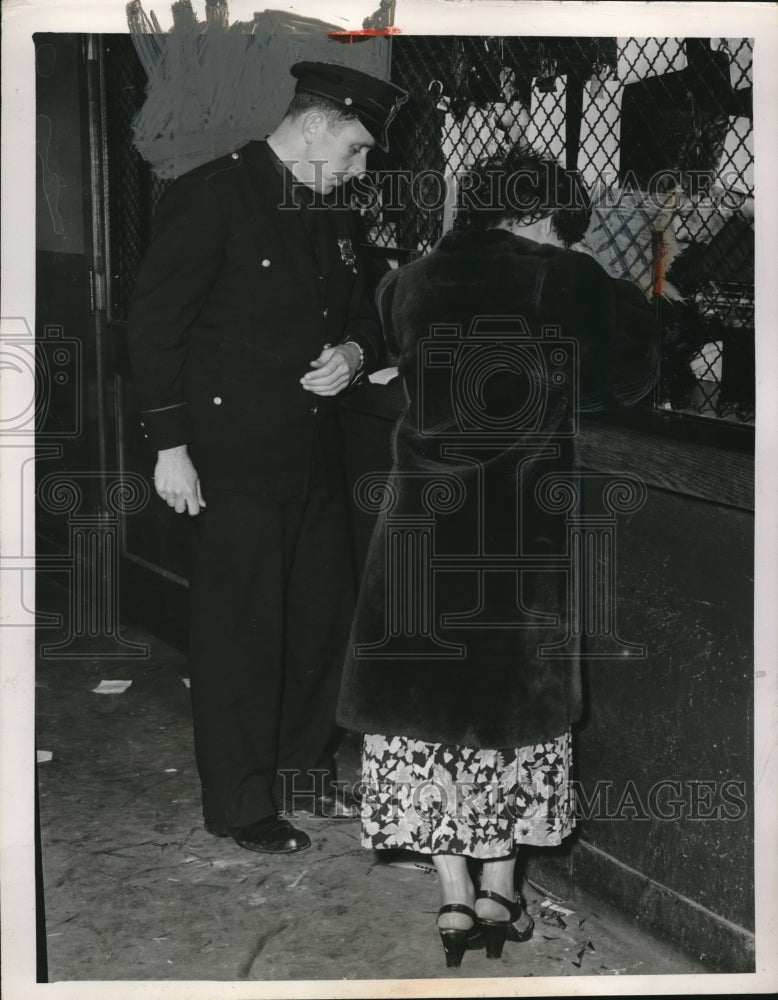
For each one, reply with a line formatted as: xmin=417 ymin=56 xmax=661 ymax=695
xmin=454 ymin=144 xmax=591 ymax=246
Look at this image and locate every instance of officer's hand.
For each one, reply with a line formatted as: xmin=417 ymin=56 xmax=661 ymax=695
xmin=300 ymin=343 xmax=362 ymax=397
xmin=154 ymin=445 xmax=206 ymax=516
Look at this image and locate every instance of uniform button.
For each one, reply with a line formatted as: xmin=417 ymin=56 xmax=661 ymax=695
xmin=213 ymin=396 xmax=222 ymax=405
xmin=140 ymin=420 xmax=145 ymax=428
xmin=261 ymin=258 xmax=271 ymax=267
xmin=322 ymin=308 xmax=329 ymax=318
xmin=312 ymin=405 xmax=318 ymax=414
xmin=231 ymin=152 xmax=239 ymax=160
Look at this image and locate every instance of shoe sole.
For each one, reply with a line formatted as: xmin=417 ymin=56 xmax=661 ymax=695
xmin=205 ymin=823 xmax=312 ymax=852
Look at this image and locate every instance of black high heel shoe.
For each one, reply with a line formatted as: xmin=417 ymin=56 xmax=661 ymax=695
xmin=437 ymin=903 xmax=483 ymax=969
xmin=475 ymin=889 xmax=535 ymax=959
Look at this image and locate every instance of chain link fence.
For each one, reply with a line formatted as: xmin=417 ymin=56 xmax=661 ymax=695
xmin=102 ymin=34 xmax=755 ymax=427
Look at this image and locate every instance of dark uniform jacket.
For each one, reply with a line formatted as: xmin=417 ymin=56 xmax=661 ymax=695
xmin=128 ymin=139 xmax=383 ymax=499
xmin=337 ymin=228 xmax=659 ymax=749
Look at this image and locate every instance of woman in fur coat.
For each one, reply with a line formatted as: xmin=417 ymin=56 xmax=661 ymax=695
xmin=337 ymin=146 xmax=658 ymax=968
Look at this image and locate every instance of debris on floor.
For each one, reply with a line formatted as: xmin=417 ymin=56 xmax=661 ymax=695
xmin=91 ymin=679 xmax=133 ymax=694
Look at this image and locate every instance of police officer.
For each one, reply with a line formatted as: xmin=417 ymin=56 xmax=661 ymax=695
xmin=128 ymin=62 xmax=407 ymax=854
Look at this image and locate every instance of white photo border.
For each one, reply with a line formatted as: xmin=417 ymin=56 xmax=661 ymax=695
xmin=2 ymin=1 xmax=776 ymax=997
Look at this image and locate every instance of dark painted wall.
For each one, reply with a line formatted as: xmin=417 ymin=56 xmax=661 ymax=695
xmin=36 ymin=36 xmax=86 ymax=256
xmin=576 ymin=486 xmax=753 ymax=927
xmin=35 ymin=35 xmax=98 ymax=558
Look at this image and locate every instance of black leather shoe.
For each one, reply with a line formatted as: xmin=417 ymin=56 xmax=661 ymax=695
xmin=230 ymin=816 xmax=311 ymax=854
xmin=475 ymin=889 xmax=535 ymax=958
xmin=437 ymin=903 xmax=484 ymax=968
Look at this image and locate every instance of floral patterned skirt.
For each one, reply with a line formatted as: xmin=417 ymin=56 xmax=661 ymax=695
xmin=360 ymin=730 xmax=575 ymax=860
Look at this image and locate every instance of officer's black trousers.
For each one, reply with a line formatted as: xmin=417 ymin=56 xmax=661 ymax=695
xmin=187 ymin=483 xmax=355 ymax=830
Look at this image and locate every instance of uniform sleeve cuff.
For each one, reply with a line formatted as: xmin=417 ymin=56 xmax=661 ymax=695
xmin=343 ymin=333 xmax=376 ymax=372
xmin=342 ymin=340 xmax=365 ymax=377
xmin=139 ymin=403 xmax=191 ymax=452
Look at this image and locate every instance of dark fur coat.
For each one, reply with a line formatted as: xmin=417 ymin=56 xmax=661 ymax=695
xmin=337 ymin=229 xmax=658 ymax=748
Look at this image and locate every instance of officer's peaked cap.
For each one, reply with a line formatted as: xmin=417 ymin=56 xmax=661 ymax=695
xmin=290 ymin=61 xmax=408 ymax=152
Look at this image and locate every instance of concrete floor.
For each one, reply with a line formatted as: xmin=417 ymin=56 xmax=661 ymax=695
xmin=35 ymin=588 xmax=709 ymax=986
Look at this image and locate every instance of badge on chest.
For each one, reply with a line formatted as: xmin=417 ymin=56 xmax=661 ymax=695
xmin=338 ymin=238 xmax=356 ymax=268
